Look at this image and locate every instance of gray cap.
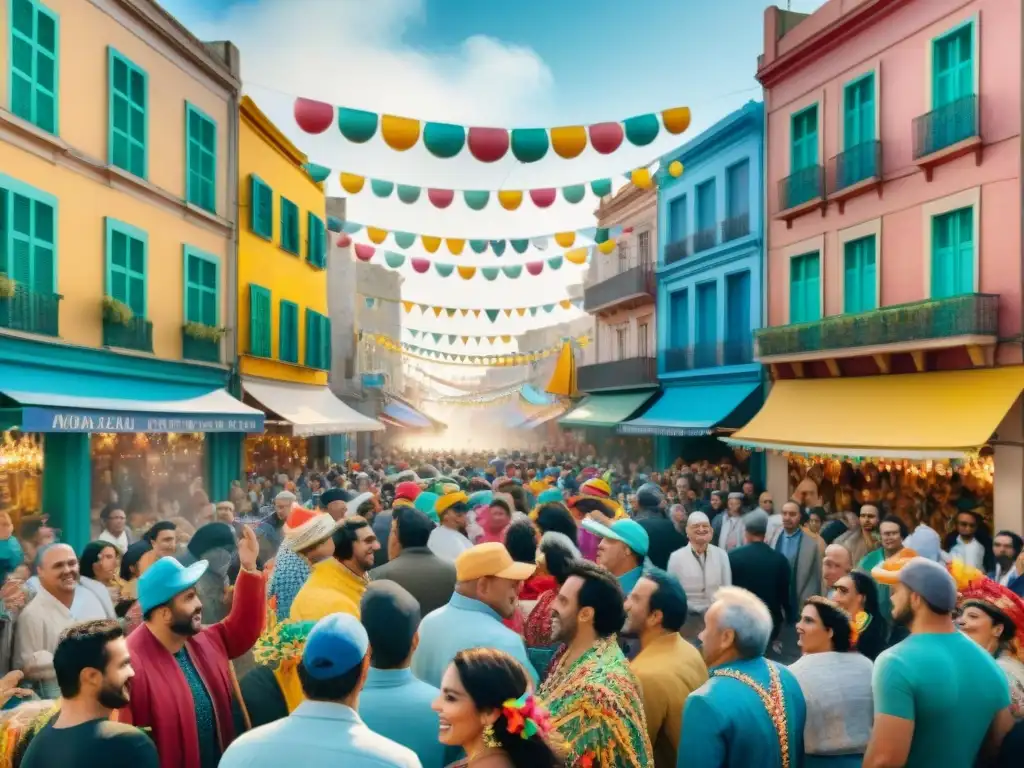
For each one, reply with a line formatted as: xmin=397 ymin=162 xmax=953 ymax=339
xmin=742 ymin=509 xmax=769 ymax=536
xmin=728 ymin=492 xmax=745 ymax=500
xmin=897 ymin=557 xmax=957 ymax=613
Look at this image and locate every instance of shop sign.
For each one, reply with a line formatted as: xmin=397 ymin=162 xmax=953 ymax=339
xmin=20 ymin=407 xmax=264 ymax=434
xmin=616 ymin=424 xmax=713 ymax=437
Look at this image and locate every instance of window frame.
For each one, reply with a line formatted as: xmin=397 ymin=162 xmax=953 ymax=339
xmin=788 ymin=250 xmax=821 ymax=325
xmin=185 ymin=102 xmax=217 ymax=214
xmin=790 ymin=103 xmax=820 ymax=172
xmin=306 ymin=211 xmax=326 ymax=268
xmin=107 ymin=46 xmax=148 ymax=179
xmin=182 ymin=245 xmax=219 ymax=327
xmin=842 ymin=71 xmax=876 ymax=150
xmin=930 ymin=17 xmax=977 ymax=110
xmin=8 ymin=0 xmax=59 ymax=134
xmin=0 ymin=173 xmax=58 ymax=294
xmin=104 ymin=217 xmax=148 ymax=317
xmin=248 ymin=283 xmax=272 ymax=357
xmin=280 ymin=197 xmax=299 ymax=255
xmin=842 ymin=234 xmax=878 ymax=314
xmin=249 ymin=174 xmax=273 ymax=240
xmin=279 ymin=299 xmax=299 ymax=363
xmin=930 ymin=206 xmax=975 ymax=299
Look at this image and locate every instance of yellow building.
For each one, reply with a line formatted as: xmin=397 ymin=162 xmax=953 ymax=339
xmin=238 ymin=97 xmax=380 ymax=473
xmin=0 ymin=0 xmax=262 ymax=552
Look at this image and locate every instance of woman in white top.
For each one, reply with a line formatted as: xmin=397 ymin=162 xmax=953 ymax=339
xmin=96 ymin=504 xmax=132 ymax=554
xmin=789 ymin=596 xmax=873 ymax=766
xmin=666 ymin=511 xmax=731 ymax=643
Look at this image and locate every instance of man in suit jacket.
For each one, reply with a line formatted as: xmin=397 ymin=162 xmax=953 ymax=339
xmin=727 ymin=510 xmax=792 ymax=644
xmin=711 ymin=493 xmax=747 ymax=554
xmin=370 ymin=507 xmax=456 ymax=617
xmin=773 ymin=502 xmax=821 ymax=661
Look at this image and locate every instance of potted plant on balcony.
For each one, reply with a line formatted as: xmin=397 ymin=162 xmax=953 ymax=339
xmin=0 ymin=273 xmax=16 ymax=299
xmin=102 ymin=296 xmax=134 ymax=326
xmin=183 ymin=322 xmax=227 ymax=343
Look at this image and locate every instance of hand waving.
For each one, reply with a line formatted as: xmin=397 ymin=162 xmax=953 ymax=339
xmin=238 ymin=525 xmax=259 ymax=573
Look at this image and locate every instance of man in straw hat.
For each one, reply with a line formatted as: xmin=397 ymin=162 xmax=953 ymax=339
xmin=268 ymin=505 xmax=339 ymax=622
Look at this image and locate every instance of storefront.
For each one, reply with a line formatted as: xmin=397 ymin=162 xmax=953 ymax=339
xmin=558 ymin=389 xmax=659 ymax=460
xmin=722 ymin=366 xmax=1024 ymax=535
xmin=0 ymin=335 xmax=264 ymax=552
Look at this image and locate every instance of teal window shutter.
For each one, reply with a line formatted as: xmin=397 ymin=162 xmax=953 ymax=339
xmin=279 ymin=300 xmax=298 ymax=363
xmin=307 ymin=212 xmax=325 ymax=267
xmin=104 ymin=218 xmax=147 ymax=316
xmin=248 ymin=284 xmax=271 ymax=356
xmin=696 ymin=180 xmax=716 ymax=233
xmin=843 ymin=235 xmax=877 ymax=314
xmin=843 ymin=74 xmax=875 ymax=149
xmin=249 ymin=175 xmax=273 ymax=239
xmin=107 ymin=48 xmax=147 ymax=178
xmin=0 ymin=178 xmax=57 ymax=295
xmin=183 ymin=246 xmax=219 ymax=326
xmin=931 ymin=207 xmax=974 ymax=298
xmin=10 ymin=0 xmax=59 ymax=134
xmin=304 ymin=308 xmax=317 ymax=367
xmin=185 ymin=103 xmax=217 ymax=213
xmin=280 ymin=198 xmax=299 ymax=254
xmin=790 ymin=252 xmax=820 ymax=324
xmin=320 ymin=314 xmax=331 ymax=370
xmin=790 ymin=105 xmax=819 ymax=172
xmin=933 ymin=23 xmax=974 ymax=108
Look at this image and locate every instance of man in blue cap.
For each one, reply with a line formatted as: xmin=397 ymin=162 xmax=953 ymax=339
xmin=219 ymin=613 xmax=419 ymax=767
xmin=582 ymin=517 xmax=651 ymax=595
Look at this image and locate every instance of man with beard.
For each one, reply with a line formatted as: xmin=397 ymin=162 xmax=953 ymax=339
xmin=20 ymin=620 xmax=156 ymax=768
xmin=291 ymin=518 xmax=380 ymax=622
xmin=991 ymin=530 xmax=1024 ymax=590
xmin=117 ymin=525 xmax=264 ymax=768
xmin=538 ymin=560 xmax=652 ymax=768
xmin=865 ymin=558 xmax=1013 ymax=767
xmin=835 ymin=504 xmax=881 ymax=565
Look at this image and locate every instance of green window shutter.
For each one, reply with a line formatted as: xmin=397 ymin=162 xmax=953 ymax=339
xmin=279 ymin=300 xmax=298 ymax=363
xmin=183 ymin=246 xmax=219 ymax=326
xmin=931 ymin=213 xmax=954 ymax=298
xmin=0 ymin=180 xmax=57 ymax=295
xmin=249 ymin=175 xmax=273 ymax=239
xmin=931 ymin=207 xmax=974 ymax=299
xmin=789 ymin=256 xmax=804 ymax=323
xmin=107 ymin=48 xmax=147 ymax=178
xmin=185 ymin=104 xmax=217 ymax=214
xmin=933 ymin=23 xmax=973 ymax=108
xmin=307 ymin=213 xmax=325 ymax=267
xmin=790 ymin=106 xmax=819 ymax=172
xmin=304 ymin=308 xmax=316 ymax=367
xmin=280 ymin=198 xmax=299 ymax=254
xmin=954 ymin=207 xmax=974 ymax=295
xmin=104 ymin=218 xmax=147 ymax=315
xmin=10 ymin=0 xmax=59 ymax=134
xmin=843 ymin=236 xmax=877 ymax=314
xmin=790 ymin=252 xmax=821 ymax=324
xmin=843 ymin=75 xmax=875 ymax=149
xmin=248 ymin=284 xmax=271 ymax=356
xmin=319 ymin=314 xmax=331 ymax=370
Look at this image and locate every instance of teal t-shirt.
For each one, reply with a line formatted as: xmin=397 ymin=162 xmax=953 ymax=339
xmin=873 ymin=631 xmax=1010 ymax=767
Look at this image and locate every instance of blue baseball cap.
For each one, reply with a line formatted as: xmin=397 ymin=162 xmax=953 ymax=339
xmin=301 ymin=613 xmax=369 ymax=681
xmin=137 ymin=556 xmax=208 ymax=614
xmin=581 ymin=518 xmax=650 ymax=558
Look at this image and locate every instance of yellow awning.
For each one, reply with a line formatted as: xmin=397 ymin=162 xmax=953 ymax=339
xmin=546 ymin=341 xmax=578 ymax=398
xmin=723 ymin=366 xmax=1024 ymax=459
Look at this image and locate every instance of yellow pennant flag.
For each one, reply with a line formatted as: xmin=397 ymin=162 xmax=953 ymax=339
xmin=473 ymin=309 xmax=481 ymax=318
xmin=421 ymin=236 xmax=442 ymax=253
xmin=559 ymin=299 xmax=572 ymax=309
xmin=446 ymin=238 xmax=465 ymax=255
xmin=516 ymin=308 xmax=526 ymax=317
xmin=460 ymin=308 xmax=469 ymax=317
xmin=501 ymin=335 xmax=512 ymax=343
xmin=367 ymin=227 xmax=388 ymax=245
xmin=402 ymin=301 xmax=414 ymax=313
xmin=461 ymin=336 xmax=469 ymax=344
xmin=488 ymin=336 xmax=497 ymax=345
xmin=432 ymin=307 xmax=443 ymax=317
xmin=503 ymin=309 xmax=513 ymax=318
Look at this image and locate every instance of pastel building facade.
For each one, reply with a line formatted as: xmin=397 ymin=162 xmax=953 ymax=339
xmin=736 ymin=0 xmax=1022 ymax=532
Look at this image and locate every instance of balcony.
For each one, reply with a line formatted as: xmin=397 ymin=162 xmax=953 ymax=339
xmin=775 ymin=165 xmax=825 ymax=228
xmin=827 ymin=140 xmax=882 ymax=213
xmin=583 ymin=263 xmax=655 ymax=314
xmin=692 ymin=227 xmax=717 ymax=254
xmin=181 ymin=327 xmax=221 ymax=363
xmin=103 ymin=315 xmax=153 ymax=353
xmin=755 ymin=293 xmax=998 ymax=371
xmin=0 ymin=283 xmax=61 ymax=337
xmin=723 ymin=338 xmax=755 ymax=366
xmin=664 ymin=238 xmax=690 ymax=265
xmin=721 ymin=212 xmax=751 ymax=243
xmin=577 ymin=356 xmax=657 ymax=392
xmin=913 ymin=94 xmax=981 ymax=181
xmin=663 ymin=339 xmax=754 ymax=373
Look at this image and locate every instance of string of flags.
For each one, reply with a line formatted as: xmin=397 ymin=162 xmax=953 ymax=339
xmin=293 ymin=98 xmax=691 ymax=162
xmin=351 ymin=242 xmax=607 ymax=279
xmin=360 ymin=294 xmax=585 ymax=319
xmin=362 ymin=332 xmax=590 ymax=367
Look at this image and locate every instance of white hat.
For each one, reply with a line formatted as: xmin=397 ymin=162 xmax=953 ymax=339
xmin=283 ymin=505 xmax=337 ymax=552
xmin=346 ymin=492 xmax=375 ymax=518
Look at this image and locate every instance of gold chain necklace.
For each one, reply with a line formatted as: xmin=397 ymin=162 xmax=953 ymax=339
xmin=711 ymin=662 xmax=790 ymax=768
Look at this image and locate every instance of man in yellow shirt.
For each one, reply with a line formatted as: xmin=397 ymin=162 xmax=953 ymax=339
xmin=290 ymin=518 xmax=380 ymax=622
xmin=625 ymin=568 xmax=708 ymax=768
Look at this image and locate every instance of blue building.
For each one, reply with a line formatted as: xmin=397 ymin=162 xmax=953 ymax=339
xmin=619 ymin=101 xmax=766 ymax=481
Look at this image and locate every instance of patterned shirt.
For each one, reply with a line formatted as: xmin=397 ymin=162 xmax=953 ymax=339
xmin=538 ymin=637 xmax=652 ymax=768
xmin=268 ymin=546 xmax=312 ymax=621
xmin=174 ymin=648 xmax=219 ymax=768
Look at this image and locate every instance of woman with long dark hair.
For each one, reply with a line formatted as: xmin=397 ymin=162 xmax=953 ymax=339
xmin=78 ymin=540 xmax=123 ymax=608
xmin=434 ymin=648 xmax=564 ymax=768
xmin=832 ymin=570 xmax=889 ymax=659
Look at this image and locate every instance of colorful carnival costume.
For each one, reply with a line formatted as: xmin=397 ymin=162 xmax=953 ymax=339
xmin=538 ymin=637 xmax=652 ymax=768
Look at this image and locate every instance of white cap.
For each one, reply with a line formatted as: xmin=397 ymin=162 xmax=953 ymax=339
xmin=687 ymin=511 xmax=710 ymax=526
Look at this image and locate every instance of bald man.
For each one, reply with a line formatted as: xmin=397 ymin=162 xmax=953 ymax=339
xmin=822 ymin=544 xmax=853 ymax=598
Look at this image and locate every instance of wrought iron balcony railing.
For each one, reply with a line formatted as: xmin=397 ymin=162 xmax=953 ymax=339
xmin=577 ymin=356 xmax=657 ymax=392
xmin=913 ymin=94 xmax=979 ymax=159
xmin=755 ymin=293 xmax=998 ymax=358
xmin=777 ymin=165 xmax=824 ymax=212
xmin=828 ymin=140 xmax=881 ymax=193
xmin=0 ymin=283 xmax=61 ymax=337
xmin=583 ymin=264 xmax=654 ymax=313
xmin=692 ymin=227 xmax=717 ymax=254
xmin=721 ymin=212 xmax=751 ymax=243
xmin=664 ymin=238 xmax=690 ymax=265
xmin=181 ymin=327 xmax=221 ymax=363
xmin=103 ymin=315 xmax=153 ymax=352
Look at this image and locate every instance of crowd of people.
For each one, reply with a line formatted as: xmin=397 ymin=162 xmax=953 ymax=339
xmin=0 ymin=447 xmax=1022 ymax=767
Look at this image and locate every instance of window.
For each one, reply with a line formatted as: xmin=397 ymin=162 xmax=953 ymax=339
xmin=696 ymin=281 xmax=717 ymax=344
xmin=843 ymin=235 xmax=877 ymax=313
xmin=791 ymin=105 xmax=819 ymax=171
xmin=618 ymin=239 xmax=631 ymax=269
xmin=105 ymin=218 xmax=147 ymax=316
xmin=726 ymin=160 xmax=750 ymax=218
xmin=9 ymin=0 xmax=58 ymax=134
xmin=304 ymin=308 xmax=331 ymax=369
xmin=248 ymin=284 xmax=271 ymax=356
xmin=696 ymin=179 xmax=716 ymax=233
xmin=669 ymin=290 xmax=689 ymax=348
xmin=183 ymin=246 xmax=218 ymax=326
xmin=638 ymin=322 xmax=649 ymax=357
xmin=307 ymin=212 xmax=326 ymax=268
xmin=249 ymin=175 xmax=273 ymax=240
xmin=931 ymin=207 xmax=974 ymax=298
xmin=280 ymin=198 xmax=299 ymax=254
xmin=107 ymin=49 xmax=147 ymax=178
xmin=638 ymin=231 xmax=651 ymax=265
xmin=615 ymin=325 xmax=628 ymax=360
xmin=726 ymin=271 xmax=751 ymax=342
xmin=186 ymin=104 xmax=216 ymax=213
xmin=279 ymin=300 xmax=299 ymax=363
xmin=933 ymin=22 xmax=974 ymax=108
xmin=841 ymin=74 xmax=876 ymax=187
xmin=0 ymin=178 xmax=56 ymax=295
xmin=789 ymin=251 xmax=821 ymax=324
xmin=668 ymin=194 xmax=687 ymax=243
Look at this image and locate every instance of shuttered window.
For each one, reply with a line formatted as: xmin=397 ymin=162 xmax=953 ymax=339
xmin=933 ymin=22 xmax=974 ymax=108
xmin=307 ymin=212 xmax=326 ymax=268
xmin=931 ymin=207 xmax=974 ymax=299
xmin=186 ymin=103 xmax=217 ymax=213
xmin=183 ymin=246 xmax=219 ymax=326
xmin=105 ymin=218 xmax=147 ymax=316
xmin=791 ymin=105 xmax=819 ymax=172
xmin=279 ymin=300 xmax=299 ymax=363
xmin=249 ymin=175 xmax=273 ymax=240
xmin=10 ymin=0 xmax=59 ymax=134
xmin=280 ymin=198 xmax=299 ymax=254
xmin=789 ymin=251 xmax=821 ymax=324
xmin=248 ymin=284 xmax=271 ymax=357
xmin=0 ymin=177 xmax=57 ymax=295
xmin=843 ymin=235 xmax=877 ymax=314
xmin=108 ymin=48 xmax=147 ymax=178
xmin=304 ymin=308 xmax=331 ymax=369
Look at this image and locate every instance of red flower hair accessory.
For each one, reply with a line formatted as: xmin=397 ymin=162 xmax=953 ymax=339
xmin=501 ymin=692 xmax=552 ymax=740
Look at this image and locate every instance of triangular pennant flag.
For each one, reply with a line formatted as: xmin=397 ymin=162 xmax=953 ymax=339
xmin=529 ymin=307 xmax=538 ymax=316
xmin=516 ymin=308 xmax=527 ymax=316
xmin=559 ymin=300 xmax=572 ymax=309
xmin=448 ymin=335 xmax=457 ymax=344
xmin=409 ymin=329 xmax=419 ymax=338
xmin=503 ymin=309 xmax=513 ymax=318
xmin=543 ymin=304 xmax=555 ymax=313
xmin=485 ymin=309 xmax=499 ymax=323
xmin=488 ymin=336 xmax=497 ymax=345
xmin=501 ymin=265 xmax=522 ymax=279
xmin=547 ymin=256 xmax=563 ymax=270
xmin=460 ymin=308 xmax=469 ymax=317
xmin=461 ymin=336 xmax=469 ymax=344
xmin=501 ymin=335 xmax=512 ymax=343
xmin=364 ymin=297 xmax=376 ymax=308
xmin=402 ymin=301 xmax=414 ymax=313
xmin=446 ymin=308 xmax=457 ymax=317
xmin=432 ymin=333 xmax=442 ymax=344
xmin=473 ymin=309 xmax=481 ymax=318
xmin=434 ymin=263 xmax=454 ymax=278
xmin=432 ymin=307 xmax=443 ymax=317
xmin=384 ymin=251 xmax=406 ymax=268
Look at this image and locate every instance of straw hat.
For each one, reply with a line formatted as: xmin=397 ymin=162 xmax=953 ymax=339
xmin=283 ymin=505 xmax=337 ymax=552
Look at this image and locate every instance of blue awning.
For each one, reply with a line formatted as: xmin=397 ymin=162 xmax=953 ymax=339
xmin=618 ymin=380 xmax=762 ymax=436
xmin=519 ymin=384 xmax=555 ymax=407
xmin=383 ymin=400 xmax=434 ymax=429
xmin=0 ymin=364 xmax=264 ymax=434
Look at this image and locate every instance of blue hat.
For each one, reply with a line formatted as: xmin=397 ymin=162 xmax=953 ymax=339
xmin=468 ymin=490 xmax=493 ymax=508
xmin=301 ymin=613 xmax=369 ymax=681
xmin=137 ymin=556 xmax=208 ymax=614
xmin=581 ymin=518 xmax=650 ymax=558
xmin=537 ymin=488 xmax=563 ymax=505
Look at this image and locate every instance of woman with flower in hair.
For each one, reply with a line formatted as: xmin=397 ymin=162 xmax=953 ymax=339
xmin=789 ymin=596 xmax=874 ymax=766
xmin=433 ymin=648 xmax=564 ymax=768
xmin=954 ymin=567 xmax=1024 ymax=719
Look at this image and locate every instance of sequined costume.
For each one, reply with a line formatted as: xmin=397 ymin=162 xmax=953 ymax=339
xmin=537 ymin=637 xmax=652 ymax=768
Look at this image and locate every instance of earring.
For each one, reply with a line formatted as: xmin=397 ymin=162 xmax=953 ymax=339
xmin=483 ymin=723 xmax=502 ymax=749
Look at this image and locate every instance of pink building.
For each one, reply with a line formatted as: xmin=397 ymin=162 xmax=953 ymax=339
xmin=733 ymin=0 xmax=1023 ymax=534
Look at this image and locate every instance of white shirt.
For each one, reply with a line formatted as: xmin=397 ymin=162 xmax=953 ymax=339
xmin=995 ymin=564 xmax=1020 ymax=587
xmin=98 ymin=529 xmax=129 ymax=553
xmin=719 ymin=514 xmax=746 ymax=552
xmin=950 ymin=536 xmax=986 ymax=569
xmin=14 ymin=585 xmax=107 ymax=682
xmin=765 ymin=512 xmax=784 ymax=548
xmin=427 ymin=526 xmax=473 ymax=562
xmin=667 ymin=543 xmax=732 ymax=614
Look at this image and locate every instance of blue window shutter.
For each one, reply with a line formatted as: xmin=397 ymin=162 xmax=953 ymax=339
xmin=249 ymin=175 xmax=272 ymax=239
xmin=185 ymin=104 xmax=217 ymax=213
xmin=726 ymin=271 xmax=751 ymax=341
xmin=955 ymin=207 xmax=974 ymax=294
xmin=249 ymin=284 xmax=270 ymax=356
xmin=280 ymin=198 xmax=299 ymax=254
xmin=108 ymin=48 xmax=148 ymax=178
xmin=10 ymin=0 xmax=59 ymax=134
xmin=931 ymin=211 xmax=964 ymax=298
xmin=307 ymin=213 xmax=325 ymax=267
xmin=790 ymin=256 xmax=804 ymax=323
xmin=806 ymin=254 xmax=820 ymax=321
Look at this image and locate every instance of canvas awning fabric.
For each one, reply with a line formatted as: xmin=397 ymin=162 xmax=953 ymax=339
xmin=558 ymin=390 xmax=658 ymax=429
xmin=619 ymin=381 xmax=762 ymax=436
xmin=520 ymin=405 xmax=569 ymax=429
xmin=243 ymin=377 xmax=382 ymax=437
xmin=383 ymin=400 xmax=437 ymax=429
xmin=722 ymin=367 xmax=1024 ymax=459
xmin=0 ymin=364 xmax=264 ymax=433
